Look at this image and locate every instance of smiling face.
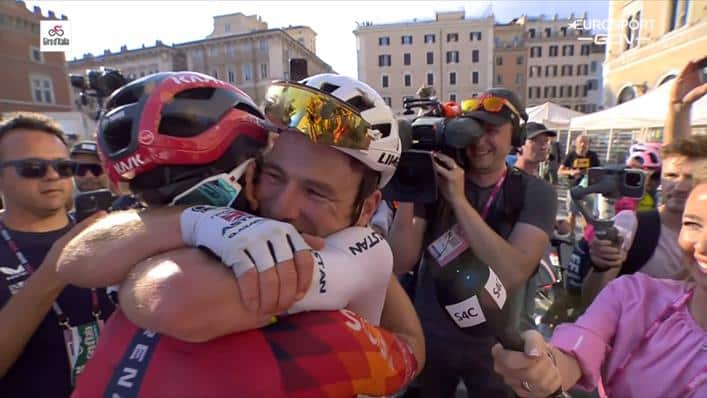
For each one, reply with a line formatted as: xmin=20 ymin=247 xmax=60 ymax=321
xmin=464 ymin=121 xmax=513 ymax=174
xmin=678 ymin=181 xmax=707 ymax=289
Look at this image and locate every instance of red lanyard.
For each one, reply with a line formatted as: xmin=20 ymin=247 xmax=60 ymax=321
xmin=479 ymin=168 xmax=507 ymax=220
xmin=607 ymin=289 xmax=705 ymax=397
xmin=0 ymin=222 xmax=100 ymax=328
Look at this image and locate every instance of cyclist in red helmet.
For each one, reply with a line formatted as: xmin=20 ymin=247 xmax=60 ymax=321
xmin=58 ymin=72 xmax=422 ymax=397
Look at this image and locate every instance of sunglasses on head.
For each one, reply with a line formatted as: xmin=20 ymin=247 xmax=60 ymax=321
xmin=263 ymin=81 xmax=372 ymax=151
xmin=460 ymin=96 xmax=522 ymax=120
xmin=0 ymin=158 xmax=77 ymax=179
xmin=76 ymin=163 xmax=104 ymax=177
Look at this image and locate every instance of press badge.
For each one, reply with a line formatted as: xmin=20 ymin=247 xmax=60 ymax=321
xmin=427 ymin=224 xmax=469 ymax=267
xmin=64 ymin=319 xmax=103 ymax=386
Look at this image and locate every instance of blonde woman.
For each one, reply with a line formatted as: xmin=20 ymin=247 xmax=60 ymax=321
xmin=491 ymin=163 xmax=707 ymax=397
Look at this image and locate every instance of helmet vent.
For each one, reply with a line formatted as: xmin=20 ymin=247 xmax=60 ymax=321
xmin=102 ymin=118 xmax=133 ymax=154
xmin=319 ymin=83 xmax=340 ymax=94
xmin=371 ymin=123 xmax=391 ymax=137
xmin=347 ymin=95 xmax=374 ymax=112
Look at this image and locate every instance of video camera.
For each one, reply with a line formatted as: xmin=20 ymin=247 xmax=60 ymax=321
xmin=382 ymin=97 xmax=485 ymax=204
xmin=570 ymin=166 xmax=646 ymax=243
xmin=69 ymin=67 xmax=127 ymax=120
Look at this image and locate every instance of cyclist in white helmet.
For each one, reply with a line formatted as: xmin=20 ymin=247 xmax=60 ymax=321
xmin=59 ymin=73 xmax=423 ymax=397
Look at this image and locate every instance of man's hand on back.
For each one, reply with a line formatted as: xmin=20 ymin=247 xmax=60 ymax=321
xmin=181 ymin=206 xmax=323 ymax=316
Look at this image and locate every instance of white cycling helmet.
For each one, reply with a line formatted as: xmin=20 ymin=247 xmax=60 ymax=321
xmin=299 ymin=73 xmax=401 ymax=188
xmin=628 ymin=142 xmax=661 ymax=169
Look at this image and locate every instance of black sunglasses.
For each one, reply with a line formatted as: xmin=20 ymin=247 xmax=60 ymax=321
xmin=0 ymin=158 xmax=77 ymax=179
xmin=76 ymin=163 xmax=104 ymax=177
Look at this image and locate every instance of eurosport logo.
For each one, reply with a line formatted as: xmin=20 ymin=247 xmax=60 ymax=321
xmin=40 ymin=21 xmax=71 ymax=52
xmin=568 ymin=17 xmax=654 ymax=46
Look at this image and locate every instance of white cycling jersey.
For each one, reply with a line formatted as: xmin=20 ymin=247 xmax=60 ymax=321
xmin=181 ymin=206 xmax=393 ymax=325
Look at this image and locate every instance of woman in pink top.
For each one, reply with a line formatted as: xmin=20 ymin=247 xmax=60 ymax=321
xmin=491 ymin=166 xmax=707 ymax=398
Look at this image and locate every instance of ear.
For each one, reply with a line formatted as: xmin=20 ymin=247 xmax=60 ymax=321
xmin=354 ymin=189 xmax=382 ymax=227
xmin=243 ymin=160 xmax=259 ymax=212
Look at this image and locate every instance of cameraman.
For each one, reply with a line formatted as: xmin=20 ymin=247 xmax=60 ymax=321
xmin=389 ymin=88 xmax=557 ymax=397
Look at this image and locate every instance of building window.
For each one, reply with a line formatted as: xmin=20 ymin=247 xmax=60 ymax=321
xmin=559 ymin=86 xmax=565 ymax=98
xmin=591 ymin=61 xmax=598 ymax=73
xmin=446 ymin=51 xmax=460 ymax=64
xmin=550 ymin=86 xmax=557 ymax=97
xmin=378 ymin=54 xmax=392 ymax=67
xmin=530 ymin=46 xmax=542 ymax=58
xmin=580 ymin=44 xmax=591 ymax=56
xmin=561 ymin=65 xmax=572 ymax=76
xmin=583 ymin=85 xmax=589 ymax=97
xmin=447 ymin=33 xmax=459 ymax=42
xmin=449 ymin=72 xmax=457 ymax=85
xmin=209 ymin=47 xmax=219 ymax=56
xmin=228 ymin=69 xmax=235 ymax=83
xmin=30 ymin=75 xmax=54 ymax=104
xmin=544 ymin=87 xmax=549 ymax=98
xmin=401 ymin=35 xmax=413 ymax=45
xmin=225 ymin=23 xmax=231 ymax=33
xmin=426 ymin=52 xmax=434 ymax=65
xmin=382 ymin=75 xmax=389 ymax=88
xmin=403 ymin=52 xmax=411 ymax=66
xmin=516 ymin=73 xmax=523 ymax=84
xmin=378 ymin=36 xmax=390 ymax=46
xmin=562 ymin=45 xmax=574 ymax=56
xmin=587 ymin=79 xmax=598 ymax=90
xmin=528 ymin=87 xmax=533 ymax=99
xmin=496 ymin=74 xmax=502 ymax=84
xmin=496 ymin=56 xmax=503 ymax=65
xmin=669 ymin=0 xmax=689 ymax=31
xmin=424 ymin=33 xmax=436 ymax=43
xmin=516 ymin=55 xmax=523 ymax=65
xmin=427 ymin=73 xmax=434 ymax=86
xmin=545 ymin=65 xmax=557 ymax=77
xmin=549 ymin=45 xmax=558 ymax=57
xmin=576 ymin=64 xmax=588 ymax=75
xmin=449 ymin=93 xmax=457 ymax=102
xmin=566 ymin=85 xmax=572 ymax=97
xmin=472 ymin=71 xmax=479 ymax=84
xmin=561 ymin=26 xmax=568 ymax=37
xmin=259 ymin=39 xmax=268 ymax=51
xmin=472 ymin=50 xmax=479 ymax=63
xmin=528 ymin=28 xmax=536 ymax=38
xmin=470 ymin=31 xmax=482 ymax=41
xmin=575 ymin=85 xmax=582 ymax=98
xmin=244 ymin=64 xmax=252 ymax=81
xmin=404 ymin=74 xmax=412 ymax=87
xmin=260 ymin=63 xmax=268 ymax=79
xmin=383 ymin=96 xmax=392 ymax=106
xmin=30 ymin=47 xmax=43 ymax=63
xmin=545 ymin=27 xmax=552 ymax=37
xmin=226 ymin=45 xmax=235 ymax=57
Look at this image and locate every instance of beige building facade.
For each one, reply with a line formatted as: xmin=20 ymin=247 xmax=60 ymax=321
xmin=354 ymin=11 xmax=495 ymax=111
xmin=493 ymin=22 xmax=528 ymax=106
xmin=68 ymin=13 xmax=331 ymax=105
xmin=518 ymin=14 xmax=605 ymax=113
xmin=602 ymin=0 xmax=707 ymax=106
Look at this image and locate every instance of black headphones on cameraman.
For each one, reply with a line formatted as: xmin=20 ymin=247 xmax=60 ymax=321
xmin=510 ymin=108 xmax=529 ymax=148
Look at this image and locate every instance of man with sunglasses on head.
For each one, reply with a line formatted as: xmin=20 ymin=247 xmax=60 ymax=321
xmin=389 ymin=88 xmax=557 ymax=397
xmin=0 ymin=113 xmax=114 ymax=397
xmin=70 ymin=141 xmax=109 ymax=192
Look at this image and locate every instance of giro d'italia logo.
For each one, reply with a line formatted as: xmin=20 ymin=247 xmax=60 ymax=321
xmin=40 ymin=20 xmax=71 ymax=52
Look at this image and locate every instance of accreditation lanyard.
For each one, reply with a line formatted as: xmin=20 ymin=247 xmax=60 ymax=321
xmin=427 ymin=169 xmax=507 ymax=267
xmin=0 ymin=221 xmax=102 ymax=386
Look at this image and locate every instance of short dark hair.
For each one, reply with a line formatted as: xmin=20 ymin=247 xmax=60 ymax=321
xmin=349 ymin=158 xmax=380 ymax=224
xmin=661 ymin=135 xmax=707 ymax=160
xmin=0 ymin=113 xmax=67 ymax=150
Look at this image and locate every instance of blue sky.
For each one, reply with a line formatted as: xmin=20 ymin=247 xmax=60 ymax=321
xmin=27 ymin=0 xmax=609 ymax=78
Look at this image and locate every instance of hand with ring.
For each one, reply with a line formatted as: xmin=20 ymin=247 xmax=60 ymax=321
xmin=491 ymin=330 xmax=564 ymax=397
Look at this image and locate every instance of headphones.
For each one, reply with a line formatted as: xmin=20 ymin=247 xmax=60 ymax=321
xmin=511 ymin=109 xmax=529 ymax=148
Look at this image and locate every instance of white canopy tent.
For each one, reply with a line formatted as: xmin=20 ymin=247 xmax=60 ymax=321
xmin=525 ymin=101 xmax=584 ymax=129
xmin=569 ymin=80 xmax=707 ymax=130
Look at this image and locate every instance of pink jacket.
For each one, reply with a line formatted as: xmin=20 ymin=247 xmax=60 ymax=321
xmin=551 ymin=273 xmax=706 ymax=397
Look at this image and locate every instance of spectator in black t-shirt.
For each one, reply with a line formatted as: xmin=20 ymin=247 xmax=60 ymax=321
xmin=559 ymin=134 xmax=600 ymax=232
xmin=0 ymin=113 xmax=114 ymax=397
